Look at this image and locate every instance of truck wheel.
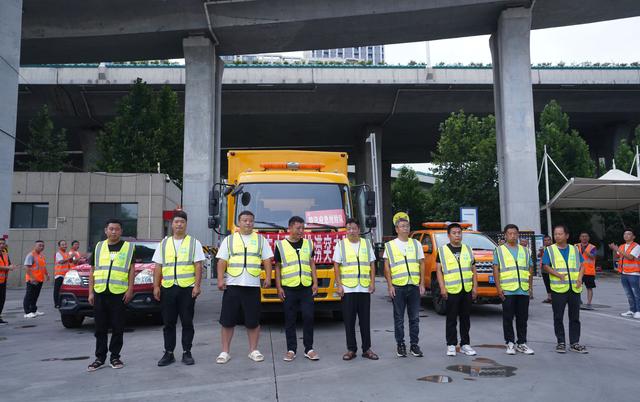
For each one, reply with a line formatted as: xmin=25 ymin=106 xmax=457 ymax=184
xmin=431 ymin=282 xmax=447 ymax=316
xmin=61 ymin=314 xmax=84 ymax=329
xmin=331 ymin=310 xmax=343 ymax=321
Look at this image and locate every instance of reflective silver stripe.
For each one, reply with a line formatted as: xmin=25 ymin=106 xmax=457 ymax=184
xmin=94 ymin=278 xmax=128 ymax=286
xmin=548 ymin=246 xmax=556 ymax=267
xmin=341 ymin=239 xmax=346 ymax=263
xmin=500 ymin=278 xmax=521 ymax=284
xmin=163 ymin=273 xmax=195 ymax=280
xmin=276 ymin=241 xmax=288 ymax=266
xmin=281 ymin=261 xmax=300 ymax=268
xmin=160 ymin=237 xmax=168 ymax=265
xmin=445 ymin=279 xmax=462 ymax=286
xmin=341 ymin=274 xmax=360 ymax=278
xmin=162 ymin=261 xmax=193 ymax=267
xmin=385 ymin=243 xmax=395 ymax=264
xmin=282 ymin=271 xmax=311 ymax=279
xmin=341 ymin=262 xmax=361 ymax=267
xmin=228 ymin=263 xmax=262 ymax=268
xmin=98 ymin=265 xmax=129 ymax=273
xmin=392 ymin=272 xmax=409 ymax=278
xmin=246 ymin=252 xmax=261 ymax=257
xmin=188 ymin=235 xmax=195 ymax=262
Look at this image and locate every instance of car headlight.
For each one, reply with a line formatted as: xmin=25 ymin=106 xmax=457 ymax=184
xmin=134 ymin=268 xmax=154 ymax=285
xmin=63 ymin=270 xmax=82 ymax=286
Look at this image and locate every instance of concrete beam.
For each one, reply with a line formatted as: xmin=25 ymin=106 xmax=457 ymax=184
xmin=0 ymin=0 xmax=22 ymax=238
xmin=182 ymin=36 xmax=220 ymax=246
xmin=490 ymin=7 xmax=541 ymax=233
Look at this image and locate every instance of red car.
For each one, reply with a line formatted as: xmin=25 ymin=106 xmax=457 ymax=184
xmin=58 ymin=240 xmax=161 ymax=328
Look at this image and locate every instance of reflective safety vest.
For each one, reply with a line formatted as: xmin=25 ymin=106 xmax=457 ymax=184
xmin=576 ymin=243 xmax=596 ymax=276
xmin=276 ymin=238 xmax=313 ymax=287
xmin=68 ymin=250 xmax=81 ymax=267
xmin=54 ymin=249 xmax=71 ymax=277
xmin=385 ymin=239 xmax=421 ymax=286
xmin=547 ymin=244 xmax=582 ymax=294
xmin=0 ymin=251 xmax=9 ymax=284
xmin=160 ymin=235 xmax=197 ymax=288
xmin=227 ymin=232 xmax=264 ymax=277
xmin=25 ymin=252 xmax=46 ymax=283
xmin=93 ymin=241 xmax=134 ymax=294
xmin=339 ymin=238 xmax=371 ymax=288
xmin=495 ymin=244 xmax=530 ymax=292
xmin=618 ymin=242 xmax=640 ymax=274
xmin=439 ymin=244 xmax=474 ymax=294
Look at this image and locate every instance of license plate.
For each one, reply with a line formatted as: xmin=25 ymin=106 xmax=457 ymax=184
xmin=488 ymin=275 xmax=495 ymax=284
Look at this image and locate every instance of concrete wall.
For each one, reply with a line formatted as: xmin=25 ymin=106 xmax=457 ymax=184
xmin=5 ymin=172 xmax=180 ymax=287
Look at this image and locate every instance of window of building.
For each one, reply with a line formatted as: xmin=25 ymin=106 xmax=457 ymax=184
xmin=89 ymin=203 xmax=138 ymax=251
xmin=10 ymin=203 xmax=48 ymax=229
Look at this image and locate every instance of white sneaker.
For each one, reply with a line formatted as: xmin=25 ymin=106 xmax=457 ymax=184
xmin=634 ymin=312 xmax=640 ymax=319
xmin=460 ymin=345 xmax=477 ymax=356
xmin=446 ymin=345 xmax=456 ymax=356
xmin=505 ymin=342 xmax=516 ymax=355
xmin=34 ymin=311 xmax=45 ymax=316
xmin=24 ymin=313 xmax=36 ymax=319
xmin=620 ymin=311 xmax=634 ymax=317
xmin=516 ymin=343 xmax=535 ymax=355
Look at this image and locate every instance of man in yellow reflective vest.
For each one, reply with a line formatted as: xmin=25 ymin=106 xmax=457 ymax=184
xmin=542 ymin=224 xmax=587 ymax=354
xmin=436 ymin=223 xmax=478 ymax=357
xmin=87 ymin=218 xmax=135 ymax=371
xmin=492 ymin=224 xmax=534 ymax=356
xmin=153 ymin=210 xmax=205 ymax=366
xmin=215 ymin=210 xmax=273 ymax=364
xmin=383 ymin=217 xmax=425 ymax=358
xmin=275 ymin=216 xmax=319 ymax=362
xmin=333 ymin=218 xmax=378 ymax=361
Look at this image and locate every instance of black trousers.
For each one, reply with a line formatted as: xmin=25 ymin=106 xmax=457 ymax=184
xmin=23 ymin=281 xmax=43 ymax=314
xmin=542 ymin=273 xmax=552 ymax=294
xmin=342 ymin=292 xmax=371 ymax=353
xmin=0 ymin=283 xmax=6 ymax=316
xmin=161 ymin=285 xmax=196 ymax=353
xmin=53 ymin=277 xmax=64 ymax=307
xmin=94 ymin=291 xmax=126 ymax=362
xmin=551 ymin=290 xmax=581 ymax=344
xmin=392 ymin=285 xmax=420 ymax=346
xmin=502 ymin=294 xmax=529 ymax=344
xmin=283 ymin=286 xmax=314 ymax=353
xmin=445 ymin=290 xmax=472 ymax=346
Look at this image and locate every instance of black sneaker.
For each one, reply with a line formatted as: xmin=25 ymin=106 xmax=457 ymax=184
xmin=555 ymin=343 xmax=567 ymax=353
xmin=410 ymin=344 xmax=424 ymax=357
xmin=569 ymin=343 xmax=588 ymax=354
xmin=396 ymin=343 xmax=407 ymax=357
xmin=182 ymin=351 xmax=195 ymax=365
xmin=157 ymin=351 xmax=175 ymax=367
xmin=87 ymin=359 xmax=105 ymax=372
xmin=110 ymin=358 xmax=124 ymax=369
xmin=0 ymin=318 xmax=8 ymax=325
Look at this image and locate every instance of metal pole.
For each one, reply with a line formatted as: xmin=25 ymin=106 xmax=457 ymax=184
xmin=544 ymin=145 xmax=552 ymax=235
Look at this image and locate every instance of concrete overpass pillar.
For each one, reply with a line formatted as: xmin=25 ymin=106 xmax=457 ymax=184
xmin=0 ymin=0 xmax=22 ymax=239
xmin=381 ymin=160 xmax=392 ymax=236
xmin=182 ymin=36 xmax=222 ymax=246
xmin=490 ymin=7 xmax=541 ymax=233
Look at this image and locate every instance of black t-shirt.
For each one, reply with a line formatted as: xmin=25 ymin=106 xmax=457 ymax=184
xmin=436 ymin=244 xmax=463 ymax=263
xmin=274 ymin=239 xmax=315 ymax=263
xmin=91 ymin=240 xmax=126 ymax=267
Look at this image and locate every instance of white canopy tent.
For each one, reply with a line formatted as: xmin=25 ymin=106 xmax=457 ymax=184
xmin=539 ymin=145 xmax=640 ymax=235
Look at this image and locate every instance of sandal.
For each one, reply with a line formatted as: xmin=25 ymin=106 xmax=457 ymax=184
xmin=109 ymin=358 xmax=124 ymax=369
xmin=342 ymin=351 xmax=357 ymax=361
xmin=283 ymin=350 xmax=296 ymax=362
xmin=362 ymin=350 xmax=379 ymax=360
xmin=248 ymin=350 xmax=264 ymax=362
xmin=87 ymin=359 xmax=105 ymax=372
xmin=304 ymin=350 xmax=319 ymax=361
xmin=216 ymin=352 xmax=231 ymax=364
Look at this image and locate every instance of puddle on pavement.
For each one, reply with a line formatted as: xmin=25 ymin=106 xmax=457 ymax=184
xmin=41 ymin=356 xmax=90 ymax=362
xmin=417 ymin=375 xmax=453 ymax=383
xmin=15 ymin=325 xmax=36 ymax=329
xmin=446 ymin=358 xmax=517 ymax=378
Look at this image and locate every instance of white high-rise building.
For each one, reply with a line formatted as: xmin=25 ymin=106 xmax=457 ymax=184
xmin=304 ymin=45 xmax=385 ymax=64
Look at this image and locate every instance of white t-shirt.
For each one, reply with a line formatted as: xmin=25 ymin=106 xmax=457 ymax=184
xmin=216 ymin=234 xmax=273 ymax=287
xmin=152 ymin=236 xmax=207 ymax=286
xmin=621 ymin=243 xmax=640 ymax=276
xmin=332 ymin=238 xmax=376 ymax=293
xmin=55 ymin=252 xmax=67 ymax=278
xmin=382 ymin=238 xmax=425 ymax=260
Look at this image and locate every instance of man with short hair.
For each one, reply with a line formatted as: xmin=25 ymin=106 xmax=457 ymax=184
xmin=493 ymin=224 xmax=534 ymax=356
xmin=87 ymin=219 xmax=135 ymax=371
xmin=0 ymin=238 xmax=15 ymax=325
xmin=543 ymin=224 xmax=587 ymax=354
xmin=609 ymin=229 xmax=640 ymax=319
xmin=577 ymin=231 xmax=597 ymax=310
xmin=68 ymin=240 xmax=85 ymax=267
xmin=154 ymin=210 xmax=205 ymax=366
xmin=23 ymin=240 xmax=48 ymax=318
xmin=383 ymin=217 xmax=425 ymax=358
xmin=334 ymin=218 xmax=378 ymax=361
xmin=275 ymin=216 xmax=319 ymax=362
xmin=215 ymin=210 xmax=273 ymax=364
xmin=54 ymin=240 xmax=74 ymax=308
xmin=436 ymin=223 xmax=478 ymax=357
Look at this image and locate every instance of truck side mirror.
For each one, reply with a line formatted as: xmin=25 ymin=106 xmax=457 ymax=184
xmin=365 ymin=216 xmax=377 ymax=229
xmin=208 ymin=216 xmax=218 ymax=229
xmin=365 ymin=190 xmax=376 ymax=216
xmin=209 ymin=189 xmax=220 ymax=217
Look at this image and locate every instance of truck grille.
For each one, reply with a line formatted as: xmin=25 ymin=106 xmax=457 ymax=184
xmin=475 ymin=262 xmax=494 ymax=273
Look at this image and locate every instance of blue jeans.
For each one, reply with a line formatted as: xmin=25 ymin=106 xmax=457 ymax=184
xmin=392 ymin=284 xmax=420 ymax=345
xmin=621 ymin=274 xmax=640 ymax=312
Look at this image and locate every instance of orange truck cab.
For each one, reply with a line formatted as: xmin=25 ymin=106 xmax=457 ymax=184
xmin=410 ymin=222 xmax=500 ymax=315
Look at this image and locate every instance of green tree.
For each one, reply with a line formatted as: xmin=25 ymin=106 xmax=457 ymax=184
xmin=613 ymin=126 xmax=640 ymax=173
xmin=95 ymin=78 xmax=184 ymax=186
xmin=21 ymin=104 xmax=67 ymax=171
xmin=391 ymin=166 xmax=428 ymax=229
xmin=425 ymin=111 xmax=500 ymax=230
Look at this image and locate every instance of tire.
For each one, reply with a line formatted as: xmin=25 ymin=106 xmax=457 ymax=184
xmin=61 ymin=314 xmax=84 ymax=329
xmin=331 ymin=310 xmax=343 ymax=321
xmin=431 ymin=281 xmax=447 ymax=315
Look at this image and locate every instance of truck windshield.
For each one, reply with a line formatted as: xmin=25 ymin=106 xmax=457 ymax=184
xmin=235 ymin=183 xmax=350 ymax=229
xmin=132 ymin=242 xmax=158 ymax=263
xmin=434 ymin=233 xmax=497 ymax=251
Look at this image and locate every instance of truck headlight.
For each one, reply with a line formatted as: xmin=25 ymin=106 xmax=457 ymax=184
xmin=63 ymin=270 xmax=82 ymax=286
xmin=134 ymin=268 xmax=154 ymax=285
